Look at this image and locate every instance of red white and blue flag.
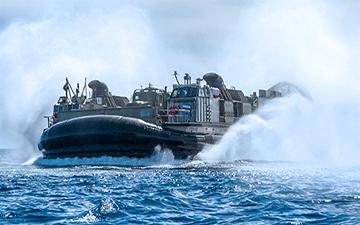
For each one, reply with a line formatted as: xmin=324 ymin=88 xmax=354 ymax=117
xmin=179 ymin=103 xmax=191 ymax=111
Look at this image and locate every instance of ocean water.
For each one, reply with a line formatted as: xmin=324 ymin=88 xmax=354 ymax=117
xmin=1 ymin=152 xmax=360 ymax=224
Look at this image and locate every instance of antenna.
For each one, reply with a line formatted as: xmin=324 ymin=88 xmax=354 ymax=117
xmin=81 ymin=77 xmax=87 ymax=97
xmin=63 ymin=77 xmax=70 ymax=103
xmin=184 ymin=73 xmax=191 ymax=84
xmin=66 ymin=77 xmax=76 ymax=97
xmin=173 ymin=70 xmax=180 ymax=85
xmin=76 ymin=83 xmax=80 ymax=97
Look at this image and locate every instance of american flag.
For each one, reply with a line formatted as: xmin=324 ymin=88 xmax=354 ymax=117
xmin=179 ymin=103 xmax=191 ymax=111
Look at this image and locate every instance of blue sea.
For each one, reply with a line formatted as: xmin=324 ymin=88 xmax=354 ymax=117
xmin=1 ymin=151 xmax=360 ymax=225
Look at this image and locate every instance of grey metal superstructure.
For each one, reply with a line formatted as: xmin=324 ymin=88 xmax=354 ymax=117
xmin=161 ymin=72 xmax=280 ymax=138
xmin=48 ymin=78 xmax=168 ymax=127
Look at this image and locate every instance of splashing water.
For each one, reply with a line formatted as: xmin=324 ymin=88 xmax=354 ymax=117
xmin=33 ymin=146 xmax=178 ymax=167
xmin=198 ymin=92 xmax=360 ymax=167
xmin=197 ymin=0 xmax=360 ymax=167
xmin=0 ymin=6 xmax=168 ymax=163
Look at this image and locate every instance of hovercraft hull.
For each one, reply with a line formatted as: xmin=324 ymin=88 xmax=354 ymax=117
xmin=38 ymin=115 xmax=211 ymax=159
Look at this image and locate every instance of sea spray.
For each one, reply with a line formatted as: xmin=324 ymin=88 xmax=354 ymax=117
xmin=199 ymin=0 xmax=360 ymax=167
xmin=198 ymin=93 xmax=360 ymax=167
xmin=0 ymin=6 xmax=167 ymax=163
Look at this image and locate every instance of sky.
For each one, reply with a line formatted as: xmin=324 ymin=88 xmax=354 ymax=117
xmin=0 ymin=0 xmax=251 ymax=75
xmin=0 ymin=0 xmax=359 ymax=162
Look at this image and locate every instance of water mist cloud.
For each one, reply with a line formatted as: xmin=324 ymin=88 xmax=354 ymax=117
xmin=0 ymin=5 xmax=166 ymax=162
xmin=199 ymin=0 xmax=360 ymax=167
xmin=219 ymin=0 xmax=359 ymax=98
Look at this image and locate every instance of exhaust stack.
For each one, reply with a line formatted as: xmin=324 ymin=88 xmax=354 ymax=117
xmin=203 ymin=72 xmax=233 ymax=101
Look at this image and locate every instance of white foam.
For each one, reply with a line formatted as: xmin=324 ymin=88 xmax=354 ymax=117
xmin=33 ymin=146 xmax=180 ymax=167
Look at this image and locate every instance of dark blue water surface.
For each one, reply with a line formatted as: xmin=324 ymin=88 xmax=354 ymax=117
xmin=1 ymin=156 xmax=360 ymax=224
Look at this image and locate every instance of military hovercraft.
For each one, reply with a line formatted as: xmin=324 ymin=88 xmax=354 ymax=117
xmin=38 ymin=72 xmax=290 ymax=159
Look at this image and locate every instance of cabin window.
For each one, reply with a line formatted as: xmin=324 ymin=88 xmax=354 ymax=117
xmin=171 ymin=87 xmax=197 ymax=98
xmin=53 ymin=105 xmax=60 ymax=113
xmin=96 ymin=97 xmax=102 ymax=105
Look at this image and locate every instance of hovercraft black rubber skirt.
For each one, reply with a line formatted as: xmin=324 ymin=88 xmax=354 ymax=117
xmin=38 ymin=115 xmax=204 ymax=159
